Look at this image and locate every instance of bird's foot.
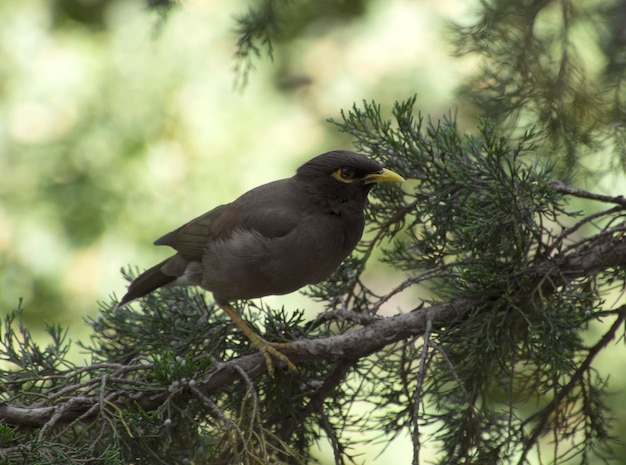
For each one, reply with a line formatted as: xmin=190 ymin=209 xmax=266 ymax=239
xmin=249 ymin=336 xmax=297 ymax=376
xmin=217 ymin=302 xmax=297 ymax=375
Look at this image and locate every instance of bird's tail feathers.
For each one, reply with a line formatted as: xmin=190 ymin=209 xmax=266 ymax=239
xmin=117 ymin=258 xmax=177 ymax=308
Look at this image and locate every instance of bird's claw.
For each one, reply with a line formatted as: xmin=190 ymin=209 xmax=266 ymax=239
xmin=252 ymin=339 xmax=297 ymax=376
xmin=218 ymin=303 xmax=297 ymax=375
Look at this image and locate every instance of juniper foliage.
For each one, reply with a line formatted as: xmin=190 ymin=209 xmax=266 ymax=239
xmin=2 ymin=98 xmax=625 ymax=464
xmin=452 ymin=0 xmax=626 ymax=174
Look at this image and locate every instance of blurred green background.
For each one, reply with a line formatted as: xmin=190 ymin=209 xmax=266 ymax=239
xmin=0 ymin=0 xmax=465 ymax=335
xmin=2 ymin=0 xmax=626 ymax=463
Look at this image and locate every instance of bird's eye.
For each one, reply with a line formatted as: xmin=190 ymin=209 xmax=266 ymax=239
xmin=331 ymin=167 xmax=360 ymax=183
xmin=332 ymin=167 xmax=359 ymax=184
xmin=340 ymin=167 xmax=356 ymax=179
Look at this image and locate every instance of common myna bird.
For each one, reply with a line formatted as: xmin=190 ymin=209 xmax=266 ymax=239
xmin=118 ymin=150 xmax=404 ymax=374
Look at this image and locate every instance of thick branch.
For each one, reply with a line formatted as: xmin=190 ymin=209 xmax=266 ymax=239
xmin=2 ymin=225 xmax=626 ymax=431
xmin=0 ymin=303 xmax=457 ymax=429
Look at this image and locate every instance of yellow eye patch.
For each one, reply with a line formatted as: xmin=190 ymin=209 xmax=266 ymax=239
xmin=331 ymin=167 xmax=358 ymax=184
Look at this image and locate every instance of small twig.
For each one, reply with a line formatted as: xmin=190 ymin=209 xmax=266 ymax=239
xmin=372 ymin=260 xmax=473 ymax=313
xmin=318 ymin=410 xmax=344 ymax=465
xmin=103 ymin=399 xmax=134 ymax=438
xmin=543 ymin=205 xmax=625 ymax=258
xmin=189 ymin=384 xmax=231 ymax=430
xmin=38 ymin=396 xmax=94 ymax=439
xmin=344 ymin=200 xmax=418 ymax=307
xmin=232 ymin=362 xmax=263 ymax=449
xmin=551 ymin=180 xmax=626 ymax=207
xmin=32 ymin=378 xmax=101 ymax=407
xmin=58 ymin=391 xmax=120 ymax=442
xmin=233 ymin=363 xmax=258 ymax=400
xmin=99 ymin=374 xmax=107 ymax=414
xmin=518 ymin=306 xmax=626 ymax=465
xmin=306 ymin=308 xmax=381 ymax=331
xmin=429 ymin=342 xmax=472 ymax=405
xmin=558 ymin=222 xmax=626 ymax=256
xmin=277 ymin=359 xmax=357 ymax=443
xmin=412 ymin=318 xmax=432 ymax=465
xmin=191 ymin=384 xmax=253 ymax=461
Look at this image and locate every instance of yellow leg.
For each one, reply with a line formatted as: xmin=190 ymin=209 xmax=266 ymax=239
xmin=219 ymin=302 xmax=297 ymax=375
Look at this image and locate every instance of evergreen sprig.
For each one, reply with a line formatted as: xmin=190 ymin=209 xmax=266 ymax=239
xmin=451 ymin=0 xmax=626 ymax=174
xmin=2 ymin=99 xmax=626 ymax=464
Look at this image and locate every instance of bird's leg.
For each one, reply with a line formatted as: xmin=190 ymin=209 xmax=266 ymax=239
xmin=219 ymin=302 xmax=297 ymax=375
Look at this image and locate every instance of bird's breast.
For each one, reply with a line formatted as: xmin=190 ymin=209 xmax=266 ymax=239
xmin=200 ymin=211 xmax=364 ymax=302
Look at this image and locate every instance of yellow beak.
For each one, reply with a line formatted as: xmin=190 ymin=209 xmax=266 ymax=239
xmin=364 ymin=168 xmax=405 ymax=184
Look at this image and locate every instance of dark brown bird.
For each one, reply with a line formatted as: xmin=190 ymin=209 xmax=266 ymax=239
xmin=118 ymin=150 xmax=404 ymax=374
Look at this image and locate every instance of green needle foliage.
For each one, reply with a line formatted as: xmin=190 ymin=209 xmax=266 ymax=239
xmin=2 ymin=98 xmax=626 ymax=464
xmin=452 ymin=0 xmax=626 ymax=174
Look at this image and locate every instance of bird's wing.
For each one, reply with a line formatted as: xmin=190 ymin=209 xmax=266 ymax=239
xmin=228 ymin=180 xmax=304 ymax=238
xmin=154 ymin=204 xmax=231 ymax=259
xmin=153 ymin=180 xmax=304 ymax=259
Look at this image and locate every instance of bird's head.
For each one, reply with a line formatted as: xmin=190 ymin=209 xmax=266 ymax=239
xmin=295 ymin=151 xmax=404 ymax=207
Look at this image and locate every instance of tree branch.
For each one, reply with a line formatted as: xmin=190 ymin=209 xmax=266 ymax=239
xmin=551 ymin=181 xmax=626 ymax=207
xmin=2 ymin=222 xmax=626 ymax=434
xmin=518 ymin=305 xmax=626 ymax=465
